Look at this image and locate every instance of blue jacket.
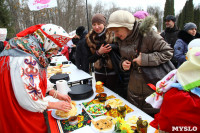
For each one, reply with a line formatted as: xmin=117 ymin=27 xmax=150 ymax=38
xmin=174 ymin=30 xmax=200 ymax=67
xmin=174 ymin=39 xmax=187 ymax=67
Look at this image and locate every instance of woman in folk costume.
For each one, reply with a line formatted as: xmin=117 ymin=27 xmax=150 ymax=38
xmin=0 ymin=24 xmax=73 ymax=133
xmin=146 ymin=39 xmax=200 ymax=132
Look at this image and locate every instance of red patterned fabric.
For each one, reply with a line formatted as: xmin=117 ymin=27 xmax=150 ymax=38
xmin=47 ymin=111 xmax=60 ymax=133
xmin=16 ymin=24 xmax=44 ymax=37
xmin=16 ymin=24 xmax=73 ymax=48
xmin=61 ymin=45 xmax=69 ymax=60
xmin=0 ymin=56 xmax=47 ymax=133
xmin=150 ymin=88 xmax=200 ymax=132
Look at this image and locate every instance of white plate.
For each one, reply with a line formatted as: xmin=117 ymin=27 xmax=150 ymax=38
xmin=105 ymin=98 xmax=125 ymax=109
xmin=91 ymin=116 xmax=115 ymax=133
xmin=86 ymin=104 xmax=106 ymax=116
xmin=51 ymin=104 xmax=82 ymax=120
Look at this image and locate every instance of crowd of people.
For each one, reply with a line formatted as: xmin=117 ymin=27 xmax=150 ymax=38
xmin=0 ymin=9 xmax=200 ymax=133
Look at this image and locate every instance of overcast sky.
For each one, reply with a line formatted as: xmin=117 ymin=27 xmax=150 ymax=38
xmin=88 ymin=0 xmax=200 ymax=15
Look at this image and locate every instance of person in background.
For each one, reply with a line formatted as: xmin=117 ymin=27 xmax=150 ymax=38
xmin=75 ymin=26 xmax=89 ymax=84
xmin=160 ymin=15 xmax=179 ymax=68
xmin=133 ymin=10 xmax=158 ymax=33
xmin=68 ymin=37 xmax=78 ymax=64
xmin=107 ymin=10 xmax=173 ymax=116
xmin=86 ymin=13 xmax=121 ymax=93
xmin=174 ymin=22 xmax=200 ymax=68
xmin=0 ymin=24 xmax=72 ymax=133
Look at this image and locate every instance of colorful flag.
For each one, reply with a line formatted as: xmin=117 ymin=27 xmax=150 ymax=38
xmin=28 ymin=0 xmax=57 ymax=11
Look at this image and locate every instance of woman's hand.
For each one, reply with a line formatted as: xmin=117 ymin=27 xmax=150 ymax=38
xmin=122 ymin=60 xmax=131 ymax=71
xmin=133 ymin=52 xmax=142 ymax=66
xmin=58 ymin=94 xmax=71 ymax=103
xmin=49 ymin=89 xmax=71 ymax=103
xmin=48 ymin=101 xmax=72 ymax=112
xmin=98 ymin=44 xmax=112 ymax=54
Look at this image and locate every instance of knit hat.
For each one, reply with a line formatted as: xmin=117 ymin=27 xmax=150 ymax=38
xmin=164 ymin=15 xmax=176 ymax=22
xmin=133 ymin=11 xmax=149 ymax=19
xmin=92 ymin=13 xmax=106 ymax=25
xmin=107 ymin=10 xmax=135 ymax=30
xmin=76 ymin=26 xmax=85 ymax=37
xmin=184 ymin=22 xmax=197 ymax=32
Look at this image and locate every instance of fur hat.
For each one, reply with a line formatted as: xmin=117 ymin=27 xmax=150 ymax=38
xmin=133 ymin=11 xmax=149 ymax=19
xmin=184 ymin=22 xmax=197 ymax=32
xmin=107 ymin=10 xmax=135 ymax=30
xmin=76 ymin=26 xmax=85 ymax=37
xmin=92 ymin=13 xmax=106 ymax=25
xmin=165 ymin=15 xmax=176 ymax=22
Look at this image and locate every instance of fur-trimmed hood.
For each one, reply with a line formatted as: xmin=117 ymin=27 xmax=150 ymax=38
xmin=139 ymin=15 xmax=157 ymax=36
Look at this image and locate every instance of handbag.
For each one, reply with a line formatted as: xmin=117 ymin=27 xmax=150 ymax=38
xmin=141 ymin=61 xmax=175 ymax=85
xmin=137 ymin=36 xmax=175 ymax=85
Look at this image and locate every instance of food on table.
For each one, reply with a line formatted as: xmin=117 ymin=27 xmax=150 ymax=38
xmin=68 ymin=116 xmax=78 ymax=125
xmin=126 ymin=115 xmax=138 ymax=126
xmin=106 ymin=98 xmax=124 ymax=108
xmin=62 ymin=64 xmax=70 ymax=68
xmin=55 ymin=101 xmax=77 ymax=118
xmin=92 ymin=117 xmax=113 ymax=131
xmin=105 ymin=105 xmax=111 ymax=111
xmin=95 ymin=81 xmax=104 ymax=93
xmin=87 ymin=104 xmax=106 ymax=115
xmin=98 ymin=93 xmax=107 ymax=102
xmin=62 ymin=71 xmax=71 ymax=74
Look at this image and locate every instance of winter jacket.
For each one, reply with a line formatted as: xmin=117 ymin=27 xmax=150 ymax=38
xmin=117 ymin=16 xmax=174 ymax=115
xmin=174 ymin=30 xmax=200 ymax=67
xmin=86 ymin=28 xmax=114 ymax=74
xmin=75 ymin=30 xmax=89 ymax=73
xmin=160 ymin=25 xmax=179 ymax=48
xmin=160 ymin=25 xmax=179 ymax=67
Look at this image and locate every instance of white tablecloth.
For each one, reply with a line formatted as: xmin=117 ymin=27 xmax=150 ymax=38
xmin=50 ymin=55 xmax=92 ymax=84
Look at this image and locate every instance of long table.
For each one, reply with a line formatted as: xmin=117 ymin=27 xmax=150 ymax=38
xmin=50 ymin=55 xmax=92 ymax=86
xmin=46 ymin=86 xmax=156 ymax=133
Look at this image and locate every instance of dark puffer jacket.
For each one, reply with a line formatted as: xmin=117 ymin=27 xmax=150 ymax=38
xmin=75 ymin=30 xmax=89 ymax=73
xmin=117 ymin=16 xmax=174 ymax=115
xmin=160 ymin=25 xmax=179 ymax=67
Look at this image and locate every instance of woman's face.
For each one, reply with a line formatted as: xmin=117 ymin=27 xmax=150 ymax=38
xmin=187 ymin=28 xmax=197 ymax=36
xmin=92 ymin=23 xmax=105 ymax=33
xmin=112 ymin=27 xmax=131 ymax=40
xmin=46 ymin=47 xmax=60 ymax=58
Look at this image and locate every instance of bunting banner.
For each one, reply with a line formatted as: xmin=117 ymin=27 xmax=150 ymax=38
xmin=28 ymin=0 xmax=57 ymax=11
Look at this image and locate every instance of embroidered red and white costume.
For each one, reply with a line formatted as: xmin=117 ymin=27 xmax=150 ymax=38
xmin=0 ymin=24 xmax=73 ymax=133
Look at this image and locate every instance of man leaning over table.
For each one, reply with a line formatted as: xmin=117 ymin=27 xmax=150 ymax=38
xmin=0 ymin=24 xmax=73 ymax=133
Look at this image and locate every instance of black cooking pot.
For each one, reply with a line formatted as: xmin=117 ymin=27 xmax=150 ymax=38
xmin=49 ymin=74 xmax=69 ymax=84
xmin=68 ymin=84 xmax=93 ymax=100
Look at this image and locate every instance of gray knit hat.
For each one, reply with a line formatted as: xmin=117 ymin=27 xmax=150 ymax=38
xmin=107 ymin=10 xmax=135 ymax=30
xmin=184 ymin=22 xmax=197 ymax=31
